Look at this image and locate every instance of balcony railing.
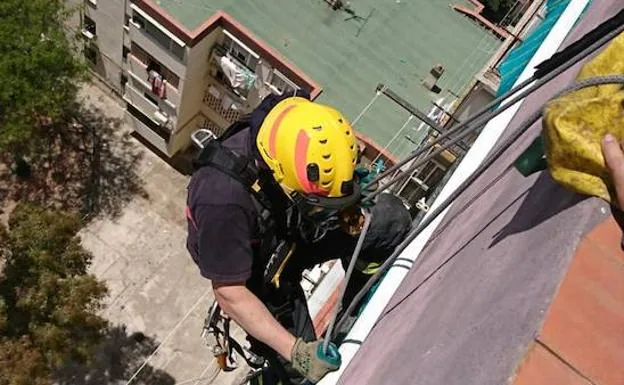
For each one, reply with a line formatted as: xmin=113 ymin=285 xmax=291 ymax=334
xmin=202 ymin=82 xmax=243 ymax=124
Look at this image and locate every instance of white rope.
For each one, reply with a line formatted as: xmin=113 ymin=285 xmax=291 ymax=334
xmin=350 ymin=86 xmax=385 ymax=127
xmin=371 ymin=115 xmax=414 ymax=166
xmin=125 ymin=290 xmax=212 ymax=385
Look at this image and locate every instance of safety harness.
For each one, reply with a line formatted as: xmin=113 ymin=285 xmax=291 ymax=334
xmin=192 ymin=120 xmax=297 ymax=284
xmin=192 ymin=121 xmax=300 ymax=372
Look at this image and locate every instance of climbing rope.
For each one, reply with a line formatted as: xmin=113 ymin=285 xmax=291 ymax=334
xmin=351 ymin=85 xmax=385 ymax=127
xmin=371 ymin=115 xmax=414 ymax=166
xmin=124 ymin=290 xmax=212 ymax=385
xmin=322 ymin=209 xmax=372 ymax=355
xmin=360 ymin=23 xmax=624 ymax=204
xmin=334 ymin=73 xmax=624 ymax=336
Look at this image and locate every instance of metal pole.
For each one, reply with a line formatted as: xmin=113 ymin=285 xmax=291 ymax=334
xmin=375 ymin=84 xmax=469 ymax=152
xmin=363 ymin=15 xmax=624 ymax=198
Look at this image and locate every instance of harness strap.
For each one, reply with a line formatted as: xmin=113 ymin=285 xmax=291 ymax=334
xmin=194 ymin=140 xmax=274 ymax=211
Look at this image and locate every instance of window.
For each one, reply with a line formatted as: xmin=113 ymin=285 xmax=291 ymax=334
xmin=84 ymin=15 xmax=96 ymax=35
xmin=223 ymin=32 xmax=259 ymax=70
xmin=82 ymin=15 xmax=96 ymax=39
xmin=269 ymin=70 xmax=299 ymax=95
xmin=84 ymin=43 xmax=98 ymax=64
xmin=122 ymin=45 xmax=130 ymax=61
xmin=130 ymin=43 xmax=180 ymax=88
xmin=416 ymin=159 xmax=447 ymax=192
xmin=131 ymin=11 xmax=185 ymax=61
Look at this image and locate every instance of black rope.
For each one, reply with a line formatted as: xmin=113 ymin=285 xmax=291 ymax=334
xmin=335 ymin=70 xmax=624 ymax=339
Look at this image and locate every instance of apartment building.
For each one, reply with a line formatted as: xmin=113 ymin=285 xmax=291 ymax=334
xmin=74 ymin=0 xmax=319 ymax=157
xmin=71 ymin=0 xmax=501 ymax=163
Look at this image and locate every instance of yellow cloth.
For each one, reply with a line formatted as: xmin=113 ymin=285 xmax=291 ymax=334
xmin=543 ymin=32 xmax=624 ymax=207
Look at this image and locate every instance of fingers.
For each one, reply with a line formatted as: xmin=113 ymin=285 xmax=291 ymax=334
xmin=601 ymin=134 xmax=624 ymax=206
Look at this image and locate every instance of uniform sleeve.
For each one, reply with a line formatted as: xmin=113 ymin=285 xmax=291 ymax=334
xmin=194 ymin=204 xmax=254 ymax=283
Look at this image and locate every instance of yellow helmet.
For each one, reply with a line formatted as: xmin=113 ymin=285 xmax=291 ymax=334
xmin=257 ymin=97 xmax=359 ymax=202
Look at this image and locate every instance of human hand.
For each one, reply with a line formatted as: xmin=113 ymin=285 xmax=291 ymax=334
xmin=601 ymin=134 xmax=624 ymax=207
xmin=291 ymin=338 xmax=341 ymax=383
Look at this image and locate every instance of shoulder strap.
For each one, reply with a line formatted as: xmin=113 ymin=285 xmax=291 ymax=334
xmin=193 ymin=140 xmax=276 ymax=212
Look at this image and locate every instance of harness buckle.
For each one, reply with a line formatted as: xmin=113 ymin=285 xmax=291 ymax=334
xmin=191 ymin=129 xmax=217 ymax=149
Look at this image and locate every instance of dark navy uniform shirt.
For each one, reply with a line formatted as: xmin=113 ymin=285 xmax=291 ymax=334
xmin=186 ymin=128 xmax=258 ymax=283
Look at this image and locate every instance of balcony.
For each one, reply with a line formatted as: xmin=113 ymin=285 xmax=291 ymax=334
xmin=125 ymin=109 xmax=169 ymax=155
xmin=127 ymin=53 xmax=180 ymax=112
xmin=202 ymin=81 xmax=244 ymax=126
xmin=128 ymin=20 xmax=186 ymax=79
xmin=123 ymin=83 xmax=175 ymax=133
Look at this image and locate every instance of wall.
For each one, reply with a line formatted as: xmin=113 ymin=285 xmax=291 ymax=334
xmin=168 ymin=27 xmax=221 ymax=155
xmin=168 ymin=113 xmax=204 ymax=156
xmin=83 ymin=0 xmax=126 ymax=91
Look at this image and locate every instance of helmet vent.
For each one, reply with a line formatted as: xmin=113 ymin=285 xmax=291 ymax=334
xmin=321 ymin=181 xmax=331 ymax=187
xmin=349 ymin=144 xmax=354 ymax=150
xmin=319 ymin=139 xmax=328 ymax=144
xmin=345 ymin=130 xmax=351 ymax=136
xmin=312 ymin=125 xmax=323 ymax=131
xmin=306 ymin=163 xmax=320 ymax=182
xmin=341 ymin=180 xmax=354 ymax=195
xmin=338 ymin=118 xmax=344 ymax=123
xmin=322 ymin=153 xmax=331 ymax=160
xmin=323 ymin=168 xmax=333 ymax=174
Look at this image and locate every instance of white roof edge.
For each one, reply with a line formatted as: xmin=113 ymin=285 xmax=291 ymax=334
xmin=318 ymin=0 xmax=591 ymax=383
xmin=130 ymin=3 xmax=186 ymax=48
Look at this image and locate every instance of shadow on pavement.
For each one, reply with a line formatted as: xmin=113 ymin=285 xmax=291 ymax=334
xmin=0 ymin=103 xmax=147 ymax=219
xmin=54 ymin=325 xmax=175 ymax=385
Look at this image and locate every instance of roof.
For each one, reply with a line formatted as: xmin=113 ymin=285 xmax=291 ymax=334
xmin=337 ymin=1 xmax=624 ymax=384
xmin=147 ymin=0 xmax=501 ymax=156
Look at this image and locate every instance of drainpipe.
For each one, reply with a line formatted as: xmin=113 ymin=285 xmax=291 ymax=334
xmin=318 ymin=0 xmax=591 ymax=383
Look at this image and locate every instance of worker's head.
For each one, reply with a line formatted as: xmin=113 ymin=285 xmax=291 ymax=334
xmin=257 ymin=97 xmax=360 ymax=218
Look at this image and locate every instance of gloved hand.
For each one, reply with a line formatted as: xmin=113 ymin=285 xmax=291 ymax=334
xmin=291 ymin=338 xmax=341 ymax=383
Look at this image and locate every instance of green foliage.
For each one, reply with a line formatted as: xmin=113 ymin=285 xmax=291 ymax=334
xmin=0 ymin=0 xmax=87 ymax=156
xmin=0 ymin=204 xmax=108 ymax=385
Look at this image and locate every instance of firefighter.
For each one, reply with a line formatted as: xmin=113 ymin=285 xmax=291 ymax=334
xmin=186 ymin=94 xmax=411 ymax=384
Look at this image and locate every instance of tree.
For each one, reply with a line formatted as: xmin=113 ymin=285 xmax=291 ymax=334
xmin=0 ymin=204 xmax=108 ymax=385
xmin=0 ymin=0 xmax=87 ymax=159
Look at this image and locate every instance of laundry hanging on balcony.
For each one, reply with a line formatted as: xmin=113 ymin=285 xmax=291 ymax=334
xmin=148 ymin=70 xmax=167 ymax=99
xmin=219 ymin=55 xmax=256 ymax=91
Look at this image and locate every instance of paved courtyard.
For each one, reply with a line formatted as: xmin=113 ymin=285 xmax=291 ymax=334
xmin=78 ymin=83 xmax=248 ymax=385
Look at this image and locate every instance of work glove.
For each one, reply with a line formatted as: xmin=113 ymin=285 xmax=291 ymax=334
xmin=291 ymin=338 xmax=342 ymax=383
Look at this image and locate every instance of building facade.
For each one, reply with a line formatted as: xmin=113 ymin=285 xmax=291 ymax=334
xmin=73 ymin=0 xmax=320 ymax=157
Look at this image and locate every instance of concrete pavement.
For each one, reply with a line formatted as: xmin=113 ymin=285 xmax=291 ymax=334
xmin=78 ymin=83 xmax=248 ymax=385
